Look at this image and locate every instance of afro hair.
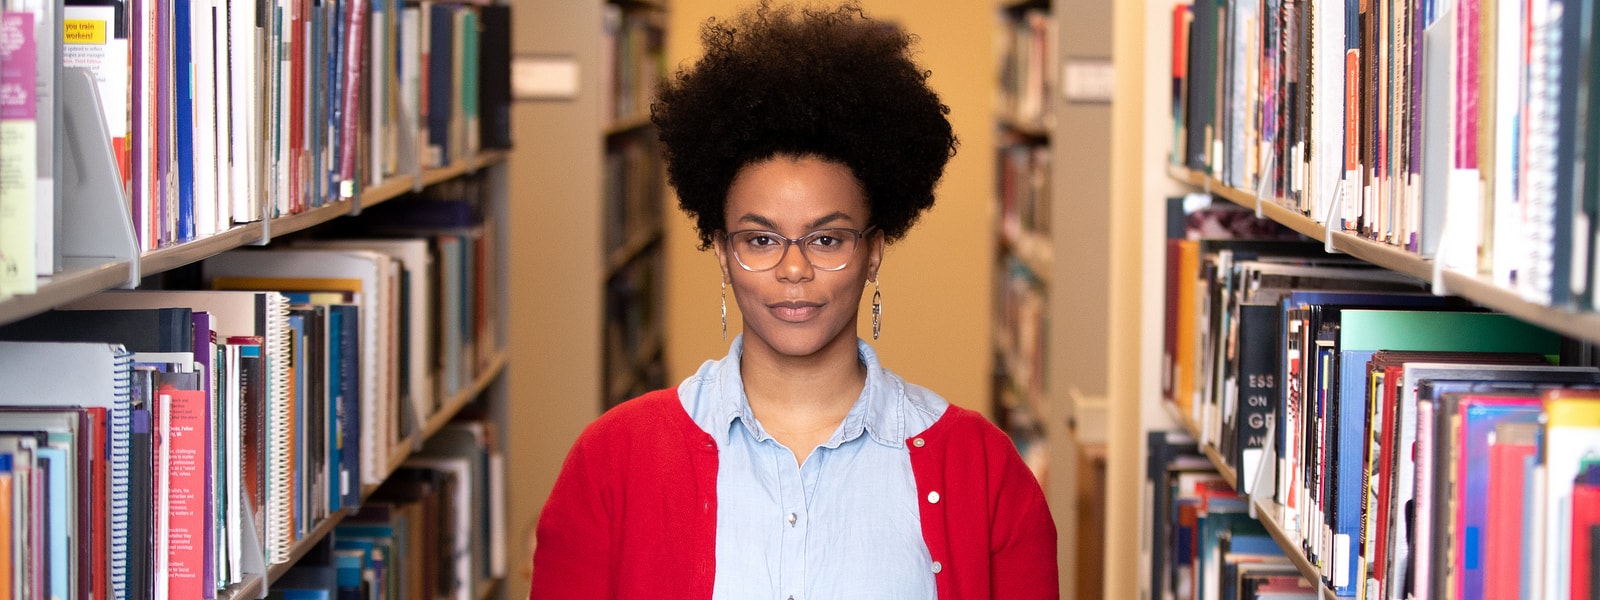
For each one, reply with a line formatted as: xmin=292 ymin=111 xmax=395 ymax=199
xmin=651 ymin=1 xmax=958 ymax=249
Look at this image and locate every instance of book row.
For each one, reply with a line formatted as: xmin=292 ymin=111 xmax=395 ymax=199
xmin=0 ymin=0 xmax=512 ymax=301
xmin=1170 ymin=0 xmax=1600 ymax=310
xmin=997 ymin=137 xmax=1053 ymax=245
xmin=0 ymin=188 xmax=500 ymax=599
xmin=996 ymin=6 xmax=1055 ymax=133
xmin=603 ymin=135 xmax=665 ymax=260
xmin=600 ymin=3 xmax=664 ymax=128
xmin=1163 ymin=202 xmax=1600 ymax=598
xmin=267 ymin=421 xmax=506 ymax=600
xmin=1147 ymin=431 xmax=1320 ymax=600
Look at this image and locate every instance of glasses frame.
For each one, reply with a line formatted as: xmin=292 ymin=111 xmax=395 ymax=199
xmin=722 ymin=226 xmax=879 ymax=273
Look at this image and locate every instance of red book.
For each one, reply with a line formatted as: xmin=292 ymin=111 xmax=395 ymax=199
xmin=1572 ymin=481 xmax=1600 ymax=599
xmin=1485 ymin=422 xmax=1538 ymax=598
xmin=85 ymin=407 xmax=108 ymax=600
xmin=339 ymin=0 xmax=370 ymax=187
xmin=160 ymin=385 xmax=210 ymax=600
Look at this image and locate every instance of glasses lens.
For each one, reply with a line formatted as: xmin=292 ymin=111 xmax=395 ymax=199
xmin=731 ymin=231 xmax=788 ymax=271
xmin=729 ymin=229 xmax=862 ymax=271
xmin=800 ymin=229 xmax=860 ymax=270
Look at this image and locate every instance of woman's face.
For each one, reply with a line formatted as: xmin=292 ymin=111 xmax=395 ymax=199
xmin=714 ymin=155 xmax=883 ymax=360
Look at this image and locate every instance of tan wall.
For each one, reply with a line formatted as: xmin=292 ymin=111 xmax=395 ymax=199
xmin=663 ymin=0 xmax=997 ymax=415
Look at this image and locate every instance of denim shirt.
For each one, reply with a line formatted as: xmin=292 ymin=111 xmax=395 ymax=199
xmin=678 ymin=336 xmax=949 ymax=600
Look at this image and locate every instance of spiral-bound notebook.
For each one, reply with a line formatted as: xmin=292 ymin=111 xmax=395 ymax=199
xmin=65 ymin=290 xmax=296 ymax=564
xmin=0 ymin=341 xmax=133 ymax=599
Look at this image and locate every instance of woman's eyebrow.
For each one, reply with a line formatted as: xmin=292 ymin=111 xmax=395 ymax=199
xmin=734 ymin=211 xmax=853 ymax=231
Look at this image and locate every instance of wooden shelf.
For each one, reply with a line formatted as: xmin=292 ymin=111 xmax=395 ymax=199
xmin=998 ymin=0 xmax=1050 ymax=12
xmin=606 ymin=222 xmax=663 ymax=276
xmin=999 ymin=230 xmax=1053 ymax=285
xmin=0 ymin=258 xmax=135 ymax=326
xmin=0 ymin=152 xmax=510 ymax=330
xmin=604 ymin=113 xmax=654 ymax=137
xmin=1168 ymin=164 xmax=1600 ymax=344
xmin=997 ymin=114 xmax=1053 ymax=140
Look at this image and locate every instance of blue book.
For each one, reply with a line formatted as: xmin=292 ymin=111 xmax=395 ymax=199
xmin=426 ymin=3 xmax=454 ymax=166
xmin=174 ymin=0 xmax=195 ymax=241
xmin=38 ymin=445 xmax=69 ymax=600
xmin=329 ymin=304 xmax=362 ymax=510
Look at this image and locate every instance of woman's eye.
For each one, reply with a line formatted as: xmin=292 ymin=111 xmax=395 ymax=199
xmin=810 ymin=235 xmax=841 ymax=248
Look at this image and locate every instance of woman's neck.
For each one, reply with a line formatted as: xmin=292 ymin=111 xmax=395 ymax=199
xmin=738 ymin=333 xmax=867 ymax=458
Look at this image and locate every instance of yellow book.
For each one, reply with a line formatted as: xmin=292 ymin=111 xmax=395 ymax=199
xmin=209 ymin=276 xmax=364 ymax=297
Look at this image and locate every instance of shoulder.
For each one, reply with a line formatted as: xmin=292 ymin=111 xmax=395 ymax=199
xmin=573 ymin=389 xmax=701 ymax=451
xmin=918 ymin=403 xmax=1014 ymax=452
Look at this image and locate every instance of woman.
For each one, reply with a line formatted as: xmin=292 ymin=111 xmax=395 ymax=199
xmin=530 ymin=2 xmax=1058 ymax=598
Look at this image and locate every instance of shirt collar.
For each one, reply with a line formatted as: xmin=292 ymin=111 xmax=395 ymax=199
xmin=709 ymin=335 xmax=907 ymax=450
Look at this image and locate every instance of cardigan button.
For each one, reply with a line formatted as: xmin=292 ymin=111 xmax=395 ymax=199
xmin=912 ymin=437 xmax=925 ymax=448
xmin=931 ymin=561 xmax=943 ymax=574
xmin=927 ymin=491 xmax=941 ymax=504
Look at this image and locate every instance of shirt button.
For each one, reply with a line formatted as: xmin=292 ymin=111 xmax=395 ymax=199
xmin=787 ymin=513 xmax=797 ymax=526
xmin=927 ymin=491 xmax=941 ymax=504
xmin=931 ymin=561 xmax=943 ymax=574
xmin=912 ymin=437 xmax=925 ymax=448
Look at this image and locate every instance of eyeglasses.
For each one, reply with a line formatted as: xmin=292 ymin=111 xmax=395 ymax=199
xmin=723 ymin=226 xmax=877 ymax=272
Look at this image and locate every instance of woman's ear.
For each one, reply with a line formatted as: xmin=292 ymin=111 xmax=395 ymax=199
xmin=866 ymin=229 xmax=886 ymax=282
xmin=711 ymin=232 xmax=733 ymax=284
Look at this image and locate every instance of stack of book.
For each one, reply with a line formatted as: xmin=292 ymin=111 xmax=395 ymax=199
xmin=1162 ymin=197 xmax=1600 ymax=598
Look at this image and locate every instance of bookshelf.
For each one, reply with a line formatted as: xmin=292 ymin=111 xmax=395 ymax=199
xmin=601 ymin=0 xmax=669 ymax=410
xmin=992 ymin=1 xmax=1115 ymax=598
xmin=1115 ymin=1 xmax=1600 ymax=598
xmin=992 ymin=0 xmax=1057 ymax=488
xmin=0 ymin=1 xmax=514 ymax=598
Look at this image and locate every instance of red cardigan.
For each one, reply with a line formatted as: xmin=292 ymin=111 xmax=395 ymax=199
xmin=530 ymin=388 xmax=1059 ymax=599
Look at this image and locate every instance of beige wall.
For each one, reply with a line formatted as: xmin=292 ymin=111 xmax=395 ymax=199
xmin=663 ymin=0 xmax=997 ymax=415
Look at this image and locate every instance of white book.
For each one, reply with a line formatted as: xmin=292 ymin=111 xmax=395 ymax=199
xmin=371 ymin=0 xmax=390 ymax=183
xmin=395 ymin=6 xmax=422 ymax=180
xmin=1310 ymin=0 xmax=1348 ymax=228
xmin=193 ymin=0 xmax=219 ymax=238
xmin=212 ymin=0 xmax=232 ymax=232
xmin=228 ymin=0 xmax=261 ymax=223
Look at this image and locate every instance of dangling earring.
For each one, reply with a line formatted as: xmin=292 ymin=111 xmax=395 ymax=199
xmin=721 ymin=280 xmax=728 ymax=341
xmin=871 ymin=278 xmax=882 ymax=340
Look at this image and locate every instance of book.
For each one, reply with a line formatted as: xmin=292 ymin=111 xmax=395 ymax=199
xmin=0 ymin=341 xmax=133 ymax=598
xmin=1486 ymin=421 xmax=1540 ymax=598
xmin=1541 ymin=389 xmax=1600 ymax=596
xmin=65 ymin=289 xmax=294 ymax=563
xmin=0 ymin=306 xmax=193 ymax=352
xmin=1388 ymin=363 xmax=1600 ymax=600
xmin=1570 ymin=464 xmax=1600 ymax=600
xmin=1438 ymin=391 xmax=1547 ymax=600
xmin=0 ymin=11 xmax=38 ymax=298
xmin=1326 ymin=309 xmax=1559 ymax=595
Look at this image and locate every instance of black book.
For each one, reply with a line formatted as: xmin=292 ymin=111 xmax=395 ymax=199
xmin=0 ymin=307 xmax=194 ymax=353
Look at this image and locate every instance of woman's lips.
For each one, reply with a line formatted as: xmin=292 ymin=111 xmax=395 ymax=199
xmin=770 ymin=301 xmax=822 ymax=322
